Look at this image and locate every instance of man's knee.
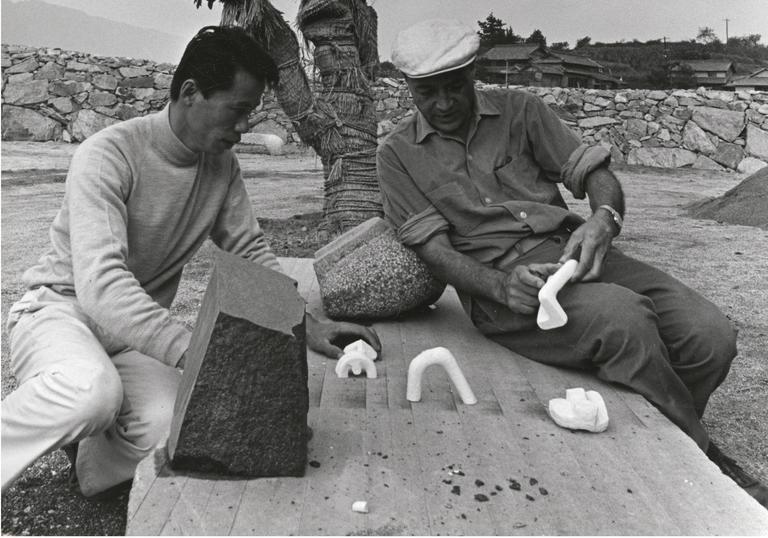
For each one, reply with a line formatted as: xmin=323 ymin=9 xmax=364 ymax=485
xmin=49 ymin=361 xmax=123 ymax=433
xmin=117 ymin=391 xmax=176 ymax=453
xmin=681 ymin=305 xmax=737 ymax=375
xmin=580 ymin=285 xmax=662 ymax=360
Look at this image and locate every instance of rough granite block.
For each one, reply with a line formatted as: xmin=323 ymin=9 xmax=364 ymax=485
xmin=167 ymin=249 xmax=308 ymax=477
xmin=313 ymin=217 xmax=445 ymax=320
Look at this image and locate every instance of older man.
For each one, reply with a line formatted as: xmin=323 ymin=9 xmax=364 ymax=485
xmin=2 ymin=26 xmax=379 ymax=498
xmin=376 ymin=19 xmax=766 ymax=506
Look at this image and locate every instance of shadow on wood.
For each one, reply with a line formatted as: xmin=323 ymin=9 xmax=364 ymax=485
xmin=167 ymin=249 xmax=308 ymax=477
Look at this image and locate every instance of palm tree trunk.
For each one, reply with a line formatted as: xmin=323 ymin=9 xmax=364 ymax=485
xmin=216 ymin=0 xmax=382 ymax=233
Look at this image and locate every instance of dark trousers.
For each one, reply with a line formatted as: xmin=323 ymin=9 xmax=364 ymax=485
xmin=470 ymin=235 xmax=737 ymax=450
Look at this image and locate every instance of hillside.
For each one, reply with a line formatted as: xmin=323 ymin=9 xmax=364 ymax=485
xmin=1 ymin=0 xmax=189 ymax=63
xmin=579 ymin=40 xmax=768 ymax=88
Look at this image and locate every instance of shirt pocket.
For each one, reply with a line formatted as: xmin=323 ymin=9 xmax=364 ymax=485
xmin=494 ymin=154 xmax=559 ymax=205
xmin=425 ymin=182 xmax=484 ymax=234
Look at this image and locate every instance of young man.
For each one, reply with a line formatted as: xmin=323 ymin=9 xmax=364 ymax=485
xmin=2 ymin=26 xmax=379 ymax=498
xmin=377 ymin=19 xmax=766 ymax=507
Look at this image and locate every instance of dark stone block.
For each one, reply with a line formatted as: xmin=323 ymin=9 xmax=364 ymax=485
xmin=168 ymin=249 xmax=308 ymax=477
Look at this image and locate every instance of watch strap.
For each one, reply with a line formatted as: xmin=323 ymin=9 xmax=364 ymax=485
xmin=598 ymin=204 xmax=623 ymax=234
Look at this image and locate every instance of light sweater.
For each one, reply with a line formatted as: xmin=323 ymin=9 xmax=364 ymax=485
xmin=22 ymin=105 xmax=281 ymax=366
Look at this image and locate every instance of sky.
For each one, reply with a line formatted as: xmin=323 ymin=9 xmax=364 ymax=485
xmin=5 ymin=0 xmax=768 ymax=62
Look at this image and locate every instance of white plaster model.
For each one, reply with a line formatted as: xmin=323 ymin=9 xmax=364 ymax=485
xmin=537 ymin=259 xmax=579 ymax=330
xmin=343 ymin=339 xmax=378 ymax=361
xmin=335 ymin=352 xmax=377 ymax=378
xmin=406 ymin=347 xmax=477 ymax=405
xmin=352 ymin=501 xmax=369 ymax=513
xmin=548 ymin=387 xmax=609 ymax=432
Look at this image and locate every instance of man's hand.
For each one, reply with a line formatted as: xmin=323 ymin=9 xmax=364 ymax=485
xmin=558 ymin=212 xmax=615 ymax=282
xmin=500 ymin=263 xmax=561 ymax=315
xmin=306 ymin=313 xmax=382 ymax=359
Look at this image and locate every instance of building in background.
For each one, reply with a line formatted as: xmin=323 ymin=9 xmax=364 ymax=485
xmin=477 ymin=43 xmax=621 ymax=89
xmin=670 ymin=60 xmax=736 ymax=89
xmin=726 ymin=67 xmax=768 ymax=91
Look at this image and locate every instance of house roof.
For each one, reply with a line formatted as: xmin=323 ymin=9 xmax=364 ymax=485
xmin=726 ymin=67 xmax=768 ymax=87
xmin=675 ymin=59 xmax=734 ymax=72
xmin=480 ymin=43 xmax=545 ymax=61
xmin=547 ymin=52 xmax=603 ymax=69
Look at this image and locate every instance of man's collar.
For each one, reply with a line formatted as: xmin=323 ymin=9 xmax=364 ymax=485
xmin=414 ymin=90 xmax=501 ymax=144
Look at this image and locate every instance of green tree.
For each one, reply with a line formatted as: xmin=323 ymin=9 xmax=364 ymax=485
xmin=696 ymin=26 xmax=718 ymax=44
xmin=477 ymin=12 xmax=522 ymax=46
xmin=575 ymin=36 xmax=592 ymax=49
xmin=525 ymin=29 xmax=547 ymax=46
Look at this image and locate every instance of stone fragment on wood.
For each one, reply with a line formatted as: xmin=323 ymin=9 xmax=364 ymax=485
xmin=313 ymin=217 xmax=445 ymax=320
xmin=168 ymin=248 xmax=309 ymax=477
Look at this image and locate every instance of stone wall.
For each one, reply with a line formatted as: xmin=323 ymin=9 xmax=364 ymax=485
xmin=3 ymin=43 xmax=768 ymax=173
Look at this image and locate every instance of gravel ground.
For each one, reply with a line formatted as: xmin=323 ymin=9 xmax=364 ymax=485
xmin=1 ymin=145 xmax=766 ymax=535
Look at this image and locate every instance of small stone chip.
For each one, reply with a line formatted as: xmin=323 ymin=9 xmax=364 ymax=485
xmin=539 ymin=487 xmax=548 ymax=496
xmin=474 ymin=494 xmax=489 ymax=502
xmin=308 ymin=460 xmax=321 ymax=468
xmin=525 ymin=494 xmax=535 ymax=501
xmin=509 ymin=480 xmax=521 ymax=491
xmin=529 ymin=478 xmax=538 ymax=486
xmin=451 ymin=485 xmax=461 ymax=496
xmin=475 ymin=479 xmax=485 ymax=487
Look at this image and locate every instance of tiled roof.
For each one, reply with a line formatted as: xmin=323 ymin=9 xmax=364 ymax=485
xmin=480 ymin=43 xmax=544 ymax=61
xmin=675 ymin=59 xmax=734 ymax=72
xmin=727 ymin=68 xmax=768 ymax=87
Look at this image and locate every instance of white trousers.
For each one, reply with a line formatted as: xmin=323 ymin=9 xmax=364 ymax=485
xmin=1 ymin=286 xmax=181 ymax=497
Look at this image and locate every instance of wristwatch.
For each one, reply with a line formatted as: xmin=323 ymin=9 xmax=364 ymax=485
xmin=598 ymin=204 xmax=623 ymax=235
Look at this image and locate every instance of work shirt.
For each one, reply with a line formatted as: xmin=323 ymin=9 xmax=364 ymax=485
xmin=377 ymin=89 xmax=611 ymax=266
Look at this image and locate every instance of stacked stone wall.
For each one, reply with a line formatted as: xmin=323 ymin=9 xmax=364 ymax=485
xmin=3 ymin=44 xmax=768 ymax=173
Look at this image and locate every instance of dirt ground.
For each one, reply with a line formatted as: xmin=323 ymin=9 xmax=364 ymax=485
xmin=1 ymin=141 xmax=767 ymax=533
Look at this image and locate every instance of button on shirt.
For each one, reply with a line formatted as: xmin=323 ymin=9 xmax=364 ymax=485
xmin=377 ymin=89 xmax=611 ymax=266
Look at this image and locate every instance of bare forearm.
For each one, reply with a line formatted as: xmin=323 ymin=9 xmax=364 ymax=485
xmin=584 ymin=167 xmax=625 ymax=215
xmin=414 ymin=234 xmax=506 ymax=304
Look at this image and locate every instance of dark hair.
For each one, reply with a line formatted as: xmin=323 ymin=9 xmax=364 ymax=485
xmin=170 ymin=25 xmax=279 ymax=100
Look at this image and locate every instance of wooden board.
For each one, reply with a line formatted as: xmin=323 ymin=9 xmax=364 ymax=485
xmin=127 ymin=257 xmax=768 ymax=536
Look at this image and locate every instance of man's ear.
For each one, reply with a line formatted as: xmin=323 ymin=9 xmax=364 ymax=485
xmin=178 ymin=79 xmax=201 ymax=105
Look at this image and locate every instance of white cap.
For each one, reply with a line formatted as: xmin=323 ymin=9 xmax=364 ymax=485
xmin=391 ymin=19 xmax=480 ymax=78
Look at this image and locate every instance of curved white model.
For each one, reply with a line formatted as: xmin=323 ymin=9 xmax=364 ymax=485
xmin=406 ymin=347 xmax=477 ymax=405
xmin=335 ymin=351 xmax=377 ymax=378
xmin=537 ymin=259 xmax=578 ymax=330
xmin=547 ymin=387 xmax=609 ymax=432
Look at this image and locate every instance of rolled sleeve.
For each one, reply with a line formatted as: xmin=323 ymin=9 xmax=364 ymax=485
xmin=377 ymin=144 xmax=449 ymax=246
xmin=560 ymin=144 xmax=612 ymax=199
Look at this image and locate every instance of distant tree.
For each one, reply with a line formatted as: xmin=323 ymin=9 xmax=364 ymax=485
xmin=525 ymin=29 xmax=547 ymax=46
xmin=647 ymin=65 xmax=671 ymax=89
xmin=375 ymin=60 xmax=400 ymax=78
xmin=575 ymin=36 xmax=592 ymax=49
xmin=477 ymin=12 xmax=521 ymax=46
xmin=696 ymin=26 xmax=718 ymax=44
xmin=550 ymin=41 xmax=569 ymax=51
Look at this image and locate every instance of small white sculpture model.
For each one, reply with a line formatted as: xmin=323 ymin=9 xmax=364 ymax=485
xmin=335 ymin=339 xmax=378 ymax=378
xmin=406 ymin=347 xmax=477 ymax=405
xmin=548 ymin=387 xmax=609 ymax=432
xmin=537 ymin=259 xmax=578 ymax=330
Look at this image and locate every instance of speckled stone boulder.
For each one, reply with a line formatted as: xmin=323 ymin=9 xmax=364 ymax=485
xmin=314 ymin=217 xmax=446 ymax=320
xmin=168 ymin=249 xmax=308 ymax=477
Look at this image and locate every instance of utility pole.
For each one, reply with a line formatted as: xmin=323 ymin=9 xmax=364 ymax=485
xmin=724 ymin=18 xmax=730 ymax=48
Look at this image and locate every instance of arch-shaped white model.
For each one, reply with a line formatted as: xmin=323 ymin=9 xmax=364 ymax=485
xmin=406 ymin=347 xmax=477 ymax=405
xmin=335 ymin=352 xmax=377 ymax=378
xmin=335 ymin=339 xmax=379 ymax=379
xmin=537 ymin=259 xmax=578 ymax=330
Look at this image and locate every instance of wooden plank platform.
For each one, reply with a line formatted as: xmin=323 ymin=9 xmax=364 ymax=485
xmin=127 ymin=257 xmax=768 ymax=536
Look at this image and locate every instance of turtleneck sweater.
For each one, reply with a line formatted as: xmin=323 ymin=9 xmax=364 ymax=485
xmin=21 ymin=105 xmax=281 ymax=366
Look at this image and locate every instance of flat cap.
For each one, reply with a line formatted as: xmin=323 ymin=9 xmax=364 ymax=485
xmin=391 ymin=19 xmax=480 ymax=78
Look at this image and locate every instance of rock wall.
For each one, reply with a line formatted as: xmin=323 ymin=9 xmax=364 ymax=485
xmin=3 ymin=43 xmax=768 ymax=173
